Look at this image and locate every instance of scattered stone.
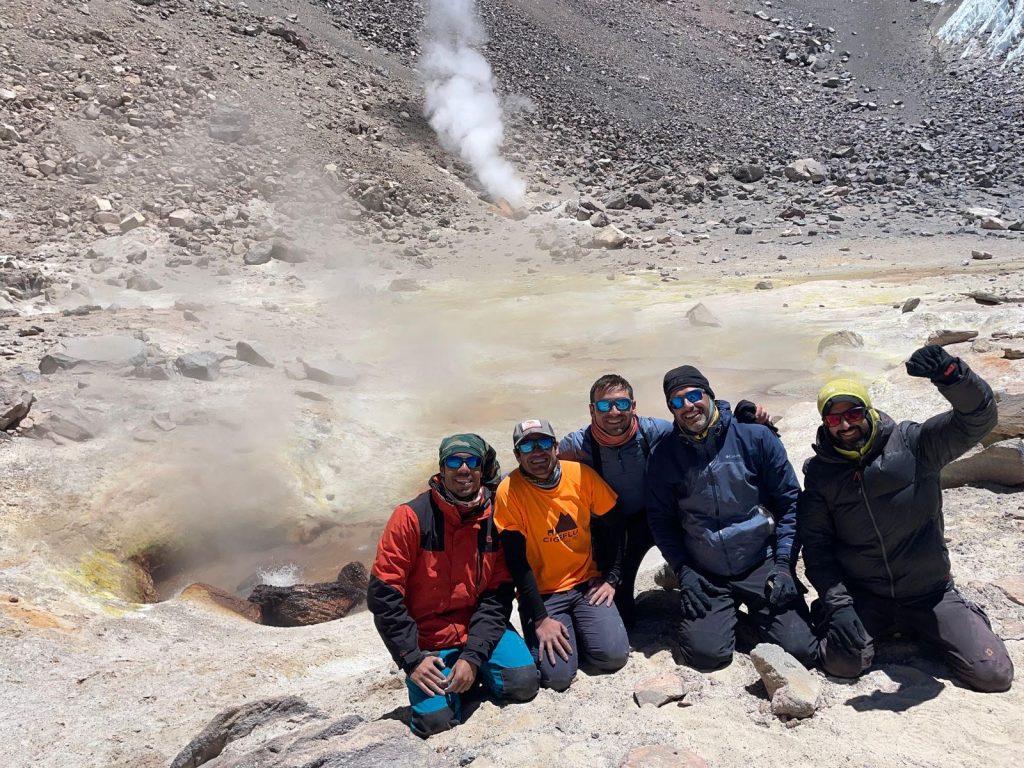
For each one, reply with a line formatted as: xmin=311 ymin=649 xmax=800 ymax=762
xmin=236 ymin=342 xmax=274 ymax=368
xmin=244 ymin=241 xmax=273 ymax=266
xmin=43 ymin=412 xmax=94 ymax=442
xmin=817 ymin=330 xmax=864 ymax=355
xmin=604 ymin=191 xmax=627 ymax=210
xmin=620 ymin=745 xmax=707 ymax=768
xmin=174 ymin=352 xmax=224 ymax=381
xmin=926 ymin=329 xmax=979 ymax=346
xmin=755 ymin=280 xmax=773 ymax=290
xmin=0 ymin=388 xmax=35 ymax=430
xmin=178 ymin=583 xmax=263 ymax=623
xmin=971 ymin=250 xmax=994 ymax=261
xmin=119 ymin=212 xmax=146 ymax=232
xmin=627 ymin=191 xmax=654 ymax=210
xmin=40 ymin=335 xmax=147 ymax=373
xmin=980 ymin=216 xmax=1008 ymax=231
xmin=901 ymin=297 xmax=921 ymax=313
xmin=968 ymin=291 xmax=1005 ymax=306
xmin=633 ymin=674 xmax=692 ymax=708
xmin=592 ymin=226 xmax=628 ymax=249
xmin=732 ymin=164 xmax=764 ymax=183
xmin=736 ymin=223 xmax=754 ymax=235
xmin=994 ymin=575 xmax=1024 ymax=607
xmin=750 ymin=643 xmax=821 ymax=719
xmin=270 ymin=239 xmax=308 ymax=264
xmin=784 ymin=159 xmax=828 ymax=183
xmin=168 ymin=209 xmax=198 ymax=229
xmin=126 ymin=274 xmax=162 ymax=292
xmin=169 ymin=696 xmax=321 ymax=768
xmin=301 ymin=358 xmax=359 ymax=386
xmin=942 ymin=440 xmax=1024 ymax=488
xmin=992 ymin=392 xmax=1024 ymax=441
xmin=1003 ymin=344 xmax=1024 ymax=360
xmin=686 ymin=302 xmax=722 ymax=327
xmin=589 ymin=211 xmax=611 ymax=228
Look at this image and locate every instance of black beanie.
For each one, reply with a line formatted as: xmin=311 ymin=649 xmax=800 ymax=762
xmin=663 ymin=365 xmax=715 ymax=400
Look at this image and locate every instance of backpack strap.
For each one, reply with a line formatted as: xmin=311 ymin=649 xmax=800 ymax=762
xmin=584 ymin=426 xmax=604 ymax=478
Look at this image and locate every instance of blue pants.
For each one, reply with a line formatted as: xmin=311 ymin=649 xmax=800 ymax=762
xmin=407 ymin=627 xmax=538 ymax=737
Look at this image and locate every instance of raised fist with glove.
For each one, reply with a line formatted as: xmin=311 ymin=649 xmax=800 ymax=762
xmin=905 ymin=344 xmax=960 ymax=384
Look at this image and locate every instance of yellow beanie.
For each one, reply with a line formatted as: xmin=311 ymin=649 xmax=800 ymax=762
xmin=817 ymin=378 xmax=873 ymax=416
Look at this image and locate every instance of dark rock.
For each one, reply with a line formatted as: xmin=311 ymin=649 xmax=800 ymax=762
xmin=126 ymin=273 xmax=162 ymax=292
xmin=270 ymin=239 xmax=308 ymax=264
xmin=604 ymin=191 xmax=627 ymax=209
xmin=926 ymin=329 xmax=978 ymax=346
xmin=301 ymin=358 xmax=359 ymax=386
xmin=732 ymin=164 xmax=764 ymax=183
xmin=248 ymin=563 xmax=368 ymax=627
xmin=817 ymin=330 xmax=864 ymax=355
xmin=174 ymin=352 xmax=224 ymax=381
xmin=169 ymin=696 xmax=320 ymax=768
xmin=901 ymin=298 xmax=921 ymax=313
xmin=736 ymin=223 xmax=754 ymax=235
xmin=244 ymin=242 xmax=273 ymax=266
xmin=236 ymin=341 xmax=274 ymax=368
xmin=0 ymin=388 xmax=34 ymax=430
xmin=627 ymin=191 xmax=654 ymax=210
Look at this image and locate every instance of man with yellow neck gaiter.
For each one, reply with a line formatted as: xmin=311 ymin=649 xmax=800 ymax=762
xmin=799 ymin=345 xmax=1013 ymax=692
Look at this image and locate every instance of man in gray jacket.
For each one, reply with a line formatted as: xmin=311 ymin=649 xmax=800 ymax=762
xmin=799 ymin=345 xmax=1013 ymax=692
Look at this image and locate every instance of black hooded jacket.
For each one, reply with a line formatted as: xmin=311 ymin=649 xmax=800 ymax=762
xmin=798 ymin=365 xmax=997 ymax=611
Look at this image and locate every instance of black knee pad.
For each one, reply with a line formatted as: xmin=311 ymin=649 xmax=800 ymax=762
xmin=962 ymin=660 xmax=1014 ymax=693
xmin=500 ymin=665 xmax=540 ymax=702
xmin=410 ymin=707 xmax=458 ymax=739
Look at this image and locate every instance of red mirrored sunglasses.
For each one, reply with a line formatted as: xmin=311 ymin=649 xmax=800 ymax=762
xmin=823 ymin=407 xmax=867 ymax=428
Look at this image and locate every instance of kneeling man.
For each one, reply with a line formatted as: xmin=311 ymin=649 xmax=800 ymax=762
xmin=368 ymin=434 xmax=538 ymax=737
xmin=800 ymin=345 xmax=1013 ymax=692
xmin=495 ymin=419 xmax=630 ymax=691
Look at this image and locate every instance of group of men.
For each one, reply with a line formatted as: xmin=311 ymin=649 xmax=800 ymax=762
xmin=367 ymin=345 xmax=1014 ymax=737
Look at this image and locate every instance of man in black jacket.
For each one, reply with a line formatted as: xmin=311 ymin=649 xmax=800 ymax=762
xmin=799 ymin=345 xmax=1014 ymax=692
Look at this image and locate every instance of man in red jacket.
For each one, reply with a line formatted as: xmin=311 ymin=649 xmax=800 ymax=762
xmin=368 ymin=433 xmax=539 ymax=737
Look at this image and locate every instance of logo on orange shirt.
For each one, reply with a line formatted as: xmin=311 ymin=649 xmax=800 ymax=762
xmin=544 ymin=513 xmax=579 ymax=543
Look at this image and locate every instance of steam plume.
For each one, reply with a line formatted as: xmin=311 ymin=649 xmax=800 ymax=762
xmin=421 ymin=0 xmax=526 ymax=206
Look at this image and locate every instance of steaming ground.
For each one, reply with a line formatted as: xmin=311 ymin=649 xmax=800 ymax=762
xmin=1 ymin=0 xmax=1023 ymax=765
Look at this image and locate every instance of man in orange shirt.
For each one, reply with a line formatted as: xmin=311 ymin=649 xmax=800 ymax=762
xmin=494 ymin=418 xmax=630 ymax=691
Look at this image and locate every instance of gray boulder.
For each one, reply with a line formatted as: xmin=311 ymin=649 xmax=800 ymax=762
xmin=942 ymin=440 xmax=1024 ymax=488
xmin=0 ymin=387 xmax=34 ymax=430
xmin=236 ymin=342 xmax=274 ymax=368
xmin=175 ymin=352 xmax=226 ymax=381
xmin=686 ymin=302 xmax=721 ymax=327
xmin=750 ymin=643 xmax=821 ymax=719
xmin=785 ymin=159 xmax=828 ymax=183
xmin=732 ymin=164 xmax=765 ymax=183
xmin=40 ymin=335 xmax=147 ymax=374
xmin=817 ymin=330 xmax=864 ymax=355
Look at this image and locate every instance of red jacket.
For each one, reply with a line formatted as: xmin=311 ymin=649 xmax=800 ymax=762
xmin=367 ymin=477 xmax=513 ymax=671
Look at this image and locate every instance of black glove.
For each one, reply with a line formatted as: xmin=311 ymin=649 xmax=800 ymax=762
xmin=734 ymin=400 xmax=780 ymax=436
xmin=765 ymin=566 xmax=799 ymax=610
xmin=827 ymin=605 xmax=871 ymax=654
xmin=905 ymin=345 xmax=959 ymax=384
xmin=677 ymin=566 xmax=719 ymax=621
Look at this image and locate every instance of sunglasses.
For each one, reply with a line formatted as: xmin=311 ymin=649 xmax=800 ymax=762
xmin=668 ymin=390 xmax=704 ymax=409
xmin=594 ymin=398 xmax=633 ymax=413
xmin=517 ymin=436 xmax=555 ymax=454
xmin=443 ymin=455 xmax=482 ymax=470
xmin=823 ymin=407 xmax=867 ymax=429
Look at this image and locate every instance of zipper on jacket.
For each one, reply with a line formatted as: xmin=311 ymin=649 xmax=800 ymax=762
xmin=705 ymin=441 xmax=734 ymax=574
xmin=856 ymin=471 xmax=896 ymax=599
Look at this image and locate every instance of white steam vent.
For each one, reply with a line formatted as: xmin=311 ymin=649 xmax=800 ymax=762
xmin=421 ymin=0 xmax=527 ymax=206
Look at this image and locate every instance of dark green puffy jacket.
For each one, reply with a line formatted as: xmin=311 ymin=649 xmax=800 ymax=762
xmin=798 ymin=365 xmax=997 ymax=611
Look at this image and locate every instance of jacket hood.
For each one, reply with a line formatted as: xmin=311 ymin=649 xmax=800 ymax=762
xmin=812 ymin=410 xmax=895 ymax=465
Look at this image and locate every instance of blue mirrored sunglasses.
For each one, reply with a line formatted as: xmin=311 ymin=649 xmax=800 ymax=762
xmin=594 ymin=398 xmax=633 ymax=413
xmin=443 ymin=454 xmax=482 ymax=470
xmin=668 ymin=390 xmax=704 ymax=409
xmin=517 ymin=436 xmax=555 ymax=454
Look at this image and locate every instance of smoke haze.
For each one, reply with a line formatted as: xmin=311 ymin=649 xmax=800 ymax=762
xmin=421 ymin=0 xmax=526 ymax=205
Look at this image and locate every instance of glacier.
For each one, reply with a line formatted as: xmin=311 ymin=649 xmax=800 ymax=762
xmin=932 ymin=0 xmax=1024 ymax=63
